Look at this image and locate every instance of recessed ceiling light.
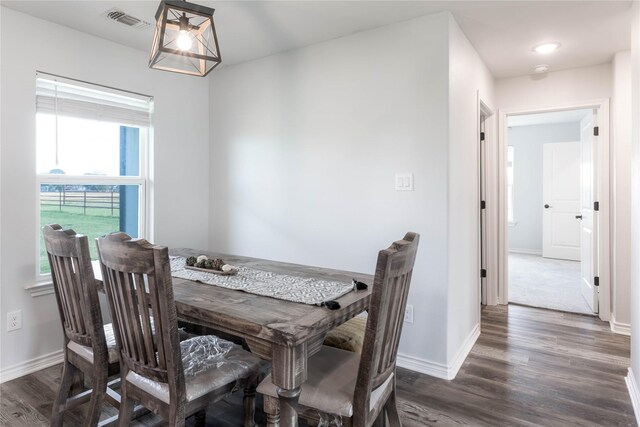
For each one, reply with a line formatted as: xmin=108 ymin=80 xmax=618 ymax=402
xmin=533 ymin=64 xmax=549 ymax=74
xmin=533 ymin=42 xmax=561 ymax=54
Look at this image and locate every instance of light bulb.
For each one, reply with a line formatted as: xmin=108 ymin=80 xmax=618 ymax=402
xmin=177 ymin=32 xmax=192 ymax=51
xmin=532 ymin=42 xmax=561 ymax=54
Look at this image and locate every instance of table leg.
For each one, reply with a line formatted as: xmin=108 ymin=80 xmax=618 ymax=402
xmin=276 ymin=386 xmax=301 ymax=426
xmin=271 ymin=343 xmax=307 ymax=427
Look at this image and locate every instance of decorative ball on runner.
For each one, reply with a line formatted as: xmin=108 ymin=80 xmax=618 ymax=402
xmin=212 ymin=258 xmax=225 ymax=270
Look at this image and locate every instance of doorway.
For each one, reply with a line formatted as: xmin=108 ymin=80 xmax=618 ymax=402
xmin=506 ymin=109 xmax=595 ymax=315
xmin=478 ymin=96 xmax=497 ymax=308
xmin=494 ymin=100 xmax=611 ymax=321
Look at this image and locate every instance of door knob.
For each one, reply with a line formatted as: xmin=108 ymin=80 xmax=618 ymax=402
xmin=544 ymin=204 xmax=551 ymax=209
xmin=576 ymin=215 xmax=583 ymax=219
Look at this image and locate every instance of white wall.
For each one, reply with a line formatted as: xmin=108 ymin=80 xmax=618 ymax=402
xmin=446 ymin=15 xmax=495 ymax=365
xmin=628 ymin=1 xmax=640 ymax=417
xmin=507 ymin=123 xmax=581 ymax=253
xmin=210 ymin=12 xmax=452 ymax=368
xmin=210 ymin=12 xmax=495 ymax=377
xmin=0 ymin=7 xmax=210 ymax=375
xmin=496 ymin=63 xmax=612 ymax=111
xmin=611 ymin=51 xmax=632 ymax=331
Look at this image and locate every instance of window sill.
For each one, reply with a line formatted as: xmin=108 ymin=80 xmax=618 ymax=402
xmin=508 ymin=221 xmax=518 ymax=227
xmin=24 ymin=281 xmax=55 ymax=297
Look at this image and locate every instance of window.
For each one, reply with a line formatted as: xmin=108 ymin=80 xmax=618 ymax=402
xmin=36 ymin=73 xmax=153 ymax=275
xmin=507 ymin=146 xmax=515 ymax=223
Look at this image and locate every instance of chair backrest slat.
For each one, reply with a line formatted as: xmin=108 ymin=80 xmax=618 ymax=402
xmin=114 ymin=269 xmax=136 ymax=360
xmin=135 ymin=272 xmax=157 ymax=368
xmin=43 ymin=224 xmax=106 ymax=354
xmin=388 ymin=273 xmax=411 ymax=362
xmin=107 ymin=268 xmax=129 ymax=357
xmin=49 ymin=254 xmax=74 ymax=332
xmin=97 ymin=233 xmax=184 ymax=389
xmin=354 ymin=232 xmax=419 ymax=419
xmin=65 ymin=257 xmax=86 ymax=335
xmin=147 ymin=273 xmax=168 ymax=369
xmin=380 ymin=271 xmax=411 ymax=372
xmin=55 ymin=255 xmax=79 ymax=333
xmin=125 ymin=271 xmax=147 ymax=363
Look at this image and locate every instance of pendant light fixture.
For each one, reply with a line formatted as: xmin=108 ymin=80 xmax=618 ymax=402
xmin=149 ymin=0 xmax=221 ymax=77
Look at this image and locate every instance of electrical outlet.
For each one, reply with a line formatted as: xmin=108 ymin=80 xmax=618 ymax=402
xmin=404 ymin=305 xmax=414 ymax=323
xmin=7 ymin=310 xmax=22 ymax=332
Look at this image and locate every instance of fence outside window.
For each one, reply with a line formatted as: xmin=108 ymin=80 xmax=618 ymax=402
xmin=40 ymin=189 xmax=120 ymax=216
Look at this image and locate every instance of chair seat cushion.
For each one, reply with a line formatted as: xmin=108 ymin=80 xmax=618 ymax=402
xmin=67 ymin=323 xmax=119 ymax=364
xmin=126 ymin=335 xmax=264 ymax=404
xmin=323 ymin=316 xmax=367 ymax=353
xmin=257 ymin=345 xmax=393 ymax=417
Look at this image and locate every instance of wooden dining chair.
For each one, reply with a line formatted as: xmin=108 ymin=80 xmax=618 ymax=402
xmin=44 ymin=224 xmax=121 ymax=427
xmin=257 ymin=232 xmax=420 ymax=427
xmin=96 ymin=232 xmax=265 ymax=427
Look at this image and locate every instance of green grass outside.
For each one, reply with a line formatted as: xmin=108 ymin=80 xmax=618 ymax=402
xmin=40 ymin=205 xmax=120 ymax=273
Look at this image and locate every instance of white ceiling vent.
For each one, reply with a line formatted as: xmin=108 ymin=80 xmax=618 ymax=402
xmin=103 ymin=8 xmax=150 ymax=30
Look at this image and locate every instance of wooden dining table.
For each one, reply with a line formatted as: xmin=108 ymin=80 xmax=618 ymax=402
xmin=94 ymin=248 xmax=373 ymax=427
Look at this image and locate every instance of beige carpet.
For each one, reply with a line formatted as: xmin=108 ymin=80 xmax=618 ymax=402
xmin=508 ymin=253 xmax=594 ymax=315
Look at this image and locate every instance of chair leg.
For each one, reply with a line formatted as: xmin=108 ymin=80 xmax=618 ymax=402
xmin=51 ymin=359 xmax=77 ymax=427
xmin=372 ymin=412 xmax=385 ymax=427
xmin=243 ymin=376 xmax=258 ymax=427
xmin=116 ymin=385 xmax=135 ymax=427
xmin=263 ymin=395 xmax=280 ymax=427
xmin=194 ymin=409 xmax=207 ymax=427
xmin=384 ymin=390 xmax=402 ymax=427
xmin=168 ymin=404 xmax=186 ymax=427
xmin=168 ymin=415 xmax=186 ymax=427
xmin=85 ymin=370 xmax=107 ymax=427
xmin=70 ymin=368 xmax=85 ymax=396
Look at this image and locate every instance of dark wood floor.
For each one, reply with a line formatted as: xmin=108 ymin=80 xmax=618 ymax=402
xmin=1 ymin=304 xmax=635 ymax=426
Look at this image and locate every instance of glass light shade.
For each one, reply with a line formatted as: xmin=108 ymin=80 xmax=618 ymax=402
xmin=149 ymin=0 xmax=221 ymax=77
xmin=532 ymin=42 xmax=561 ymax=54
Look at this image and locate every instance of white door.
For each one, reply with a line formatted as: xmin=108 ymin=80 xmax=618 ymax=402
xmin=542 ymin=142 xmax=581 ymax=261
xmin=579 ymin=112 xmax=598 ymax=313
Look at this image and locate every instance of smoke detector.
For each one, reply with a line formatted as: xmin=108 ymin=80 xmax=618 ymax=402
xmin=103 ymin=8 xmax=150 ymax=30
xmin=533 ymin=64 xmax=550 ymax=74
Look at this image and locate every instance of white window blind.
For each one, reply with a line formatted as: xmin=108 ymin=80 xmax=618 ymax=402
xmin=36 ymin=73 xmax=153 ymax=127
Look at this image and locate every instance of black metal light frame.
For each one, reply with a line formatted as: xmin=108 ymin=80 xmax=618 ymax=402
xmin=149 ymin=0 xmax=221 ymax=77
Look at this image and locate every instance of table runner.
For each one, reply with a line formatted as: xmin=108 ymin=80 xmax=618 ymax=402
xmin=169 ymin=256 xmax=353 ymax=306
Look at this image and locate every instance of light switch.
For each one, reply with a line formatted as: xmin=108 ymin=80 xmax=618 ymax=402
xmin=395 ymin=173 xmax=414 ymax=191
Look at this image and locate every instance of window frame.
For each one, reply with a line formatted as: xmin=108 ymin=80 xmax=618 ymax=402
xmin=35 ymin=115 xmax=151 ymax=282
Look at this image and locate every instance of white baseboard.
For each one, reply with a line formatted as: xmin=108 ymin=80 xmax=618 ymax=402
xmin=396 ymin=352 xmax=450 ymax=379
xmin=610 ymin=314 xmax=631 ymax=336
xmin=0 ymin=349 xmax=63 ymax=384
xmin=397 ymin=323 xmax=480 ymax=380
xmin=626 ymin=368 xmax=640 ymax=425
xmin=448 ymin=323 xmax=481 ymax=379
xmin=2 ymin=325 xmax=485 ymax=385
xmin=508 ymin=248 xmax=542 ymax=256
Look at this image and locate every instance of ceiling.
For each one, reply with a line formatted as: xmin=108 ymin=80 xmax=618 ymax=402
xmin=0 ymin=1 xmax=633 ymax=78
xmin=508 ymin=109 xmax=592 ymax=127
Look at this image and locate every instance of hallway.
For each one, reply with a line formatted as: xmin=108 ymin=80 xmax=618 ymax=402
xmin=397 ymin=304 xmax=633 ymax=425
